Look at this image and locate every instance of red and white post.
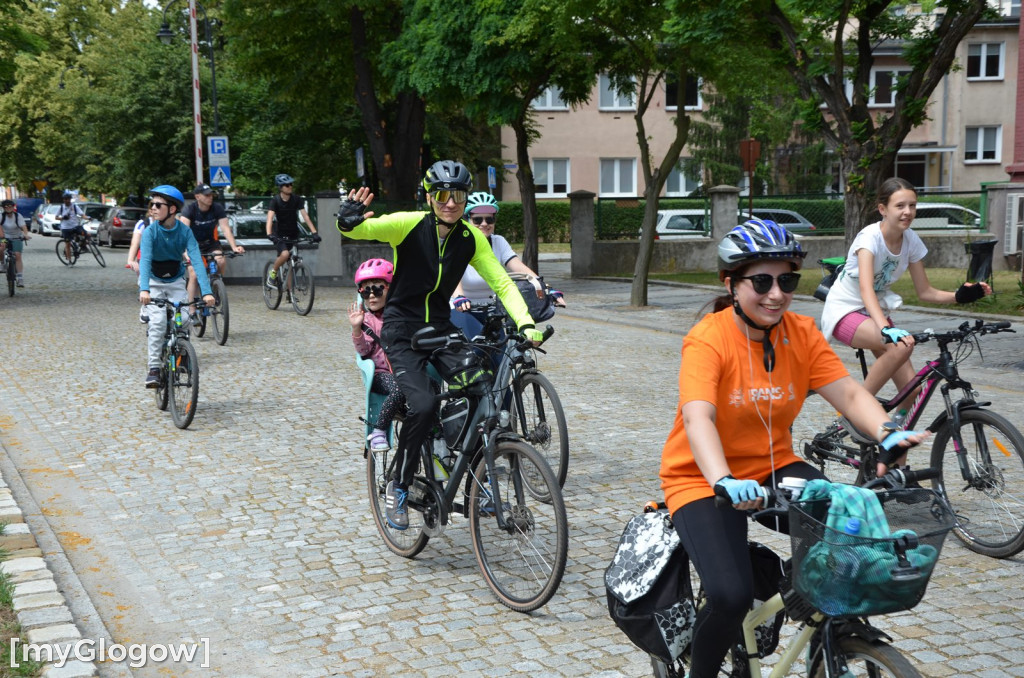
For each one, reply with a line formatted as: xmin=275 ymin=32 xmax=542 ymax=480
xmin=189 ymin=0 xmax=203 ymax=187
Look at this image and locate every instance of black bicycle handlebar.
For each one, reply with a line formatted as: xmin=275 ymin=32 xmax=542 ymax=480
xmin=146 ymin=297 xmax=208 ymax=310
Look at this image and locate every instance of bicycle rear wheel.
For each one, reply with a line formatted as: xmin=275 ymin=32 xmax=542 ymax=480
xmin=795 ymin=395 xmax=867 ymax=485
xmin=930 ymin=408 xmax=1024 ymax=558
xmin=169 ymin=339 xmax=199 ymax=429
xmin=810 ymin=637 xmax=920 ymax=678
xmin=6 ymin=255 xmax=14 ymax=297
xmin=191 ymin=308 xmax=207 ymax=338
xmin=262 ymin=261 xmax=282 ymax=310
xmin=211 ymin=278 xmax=229 ymax=345
xmin=511 ymin=371 xmax=569 ymax=488
xmin=468 ymin=439 xmax=567 ymax=612
xmin=365 ymin=445 xmax=430 ymax=558
xmin=290 ymin=262 xmax=315 ymax=315
xmin=88 ymin=240 xmax=106 ymax=267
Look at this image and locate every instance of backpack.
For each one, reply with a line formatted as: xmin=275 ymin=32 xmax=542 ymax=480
xmin=605 ymin=509 xmax=696 ymax=664
xmin=496 ymin=276 xmax=556 ymax=323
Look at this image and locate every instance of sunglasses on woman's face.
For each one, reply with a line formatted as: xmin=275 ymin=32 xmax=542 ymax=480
xmin=431 ymin=190 xmax=467 ymax=205
xmin=735 ymin=272 xmax=801 ymax=294
xmin=470 ymin=216 xmax=495 ymax=225
xmin=358 ymin=283 xmax=387 ymax=299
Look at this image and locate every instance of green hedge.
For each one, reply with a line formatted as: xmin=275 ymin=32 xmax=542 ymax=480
xmin=494 ymin=201 xmax=572 ymax=243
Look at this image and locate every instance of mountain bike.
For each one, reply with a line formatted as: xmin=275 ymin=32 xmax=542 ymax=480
xmin=799 ymin=319 xmax=1024 ymax=558
xmin=470 ymin=299 xmax=569 ymax=487
xmin=56 ymin=231 xmax=105 ymax=267
xmin=2 ymin=237 xmax=25 ymax=297
xmin=262 ymin=237 xmax=315 ymax=315
xmin=148 ymin=298 xmax=205 ymax=430
xmin=363 ymin=326 xmax=568 ymax=613
xmin=191 ymin=251 xmax=239 ymax=346
xmin=645 ymin=470 xmax=954 ymax=678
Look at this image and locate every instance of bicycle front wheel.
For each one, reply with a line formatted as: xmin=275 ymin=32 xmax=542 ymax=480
xmin=211 ymin=278 xmax=229 ymax=345
xmin=191 ymin=308 xmax=207 ymax=338
xmin=810 ymin=637 xmax=920 ymax=678
xmin=88 ymin=240 xmax=106 ymax=267
xmin=154 ymin=360 xmax=169 ymax=411
xmin=468 ymin=439 xmax=568 ymax=612
xmin=168 ymin=339 xmax=199 ymax=429
xmin=930 ymin=408 xmax=1024 ymax=558
xmin=262 ymin=260 xmax=282 ymax=310
xmin=6 ymin=256 xmax=14 ymax=297
xmin=290 ymin=262 xmax=315 ymax=315
xmin=512 ymin=372 xmax=569 ymax=487
xmin=365 ymin=444 xmax=430 ymax=558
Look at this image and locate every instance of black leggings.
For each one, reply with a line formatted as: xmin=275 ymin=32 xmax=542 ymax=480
xmin=672 ymin=461 xmax=825 ymax=678
xmin=371 ymin=371 xmax=405 ymax=430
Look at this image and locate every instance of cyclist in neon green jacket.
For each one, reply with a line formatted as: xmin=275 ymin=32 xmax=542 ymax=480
xmin=337 ymin=160 xmax=542 ymax=531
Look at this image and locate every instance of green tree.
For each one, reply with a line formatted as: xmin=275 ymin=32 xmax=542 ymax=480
xmin=387 ymin=0 xmax=600 ymax=271
xmin=671 ymin=0 xmax=993 ymax=243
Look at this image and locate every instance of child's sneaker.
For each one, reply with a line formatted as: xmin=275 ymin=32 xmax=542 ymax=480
xmin=368 ymin=429 xmax=389 ymax=451
xmin=266 ymin=269 xmax=278 ymax=287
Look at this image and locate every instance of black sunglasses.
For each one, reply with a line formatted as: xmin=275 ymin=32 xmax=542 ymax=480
xmin=470 ymin=216 xmax=495 ymax=225
xmin=358 ymin=283 xmax=387 ymax=299
xmin=148 ymin=201 xmax=169 ymax=210
xmin=735 ymin=272 xmax=800 ymax=294
xmin=281 ymin=183 xmax=293 ymax=188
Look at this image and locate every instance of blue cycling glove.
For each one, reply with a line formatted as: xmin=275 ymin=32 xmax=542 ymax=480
xmin=451 ymin=296 xmax=470 ymax=309
xmin=714 ymin=475 xmax=763 ymax=504
xmin=880 ymin=429 xmax=920 ymax=451
xmin=881 ymin=327 xmax=910 ymax=345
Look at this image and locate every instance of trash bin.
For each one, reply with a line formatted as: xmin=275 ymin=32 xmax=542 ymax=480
xmin=965 ymin=239 xmax=998 ymax=285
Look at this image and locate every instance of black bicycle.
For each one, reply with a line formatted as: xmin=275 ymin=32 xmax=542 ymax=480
xmin=470 ymin=299 xmax=570 ymax=487
xmin=262 ymin=236 xmax=315 ymax=315
xmin=2 ymin=236 xmax=26 ymax=297
xmin=191 ymin=251 xmax=239 ymax=346
xmin=148 ymin=298 xmax=204 ymax=430
xmin=800 ymin=319 xmax=1024 ymax=558
xmin=364 ymin=326 xmax=568 ymax=613
xmin=56 ymin=231 xmax=105 ymax=267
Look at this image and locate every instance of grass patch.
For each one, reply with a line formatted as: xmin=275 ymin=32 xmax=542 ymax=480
xmin=0 ymin=531 xmax=43 ymax=677
xmin=650 ymin=268 xmax=1024 ymax=316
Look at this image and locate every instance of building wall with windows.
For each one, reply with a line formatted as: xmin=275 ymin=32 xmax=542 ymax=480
xmin=501 ymin=13 xmax=1020 ymax=200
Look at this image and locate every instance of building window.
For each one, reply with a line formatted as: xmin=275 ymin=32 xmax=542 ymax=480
xmin=870 ymin=69 xmax=910 ymax=106
xmin=599 ymin=158 xmax=636 ymax=196
xmin=665 ymin=75 xmax=702 ymax=111
xmin=532 ymin=86 xmax=568 ymax=110
xmin=533 ymin=158 xmax=570 ymax=196
xmin=967 ymin=43 xmax=1004 ymax=80
xmin=964 ymin=126 xmax=1001 ymax=163
xmin=599 ymin=74 xmax=635 ymax=110
xmin=665 ymin=163 xmax=700 ymax=196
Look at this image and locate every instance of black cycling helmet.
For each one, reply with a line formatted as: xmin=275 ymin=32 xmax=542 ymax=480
xmin=422 ymin=161 xmax=473 ymax=193
xmin=275 ymin=173 xmax=295 ymax=187
xmin=717 ymin=218 xmax=806 ymax=276
xmin=1 ymin=199 xmax=14 ymax=208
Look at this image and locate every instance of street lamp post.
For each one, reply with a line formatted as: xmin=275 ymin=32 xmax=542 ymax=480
xmin=157 ymin=0 xmax=220 ymax=187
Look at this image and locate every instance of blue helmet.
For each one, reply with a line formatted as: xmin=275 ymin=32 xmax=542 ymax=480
xmin=718 ymin=218 xmax=806 ymax=274
xmin=148 ymin=185 xmax=185 ymax=209
xmin=275 ymin=173 xmax=295 ymax=187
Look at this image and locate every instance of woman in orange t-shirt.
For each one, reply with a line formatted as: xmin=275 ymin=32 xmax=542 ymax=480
xmin=661 ymin=220 xmax=926 ymax=678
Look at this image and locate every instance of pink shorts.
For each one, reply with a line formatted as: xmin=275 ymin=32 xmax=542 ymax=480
xmin=833 ymin=311 xmax=893 ymax=346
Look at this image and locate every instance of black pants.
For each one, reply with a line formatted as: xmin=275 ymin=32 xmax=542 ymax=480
xmin=380 ymin=320 xmax=478 ymax=488
xmin=672 ymin=461 xmax=825 ymax=678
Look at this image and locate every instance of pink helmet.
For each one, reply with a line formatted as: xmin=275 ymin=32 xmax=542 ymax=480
xmin=355 ymin=258 xmax=393 ymax=284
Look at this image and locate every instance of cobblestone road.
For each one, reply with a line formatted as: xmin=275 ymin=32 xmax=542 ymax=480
xmin=1 ymin=244 xmax=1023 ymax=677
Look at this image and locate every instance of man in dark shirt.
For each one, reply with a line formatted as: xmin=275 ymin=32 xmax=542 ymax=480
xmin=264 ymin=174 xmax=320 ymax=287
xmin=180 ymin=184 xmax=245 ymax=300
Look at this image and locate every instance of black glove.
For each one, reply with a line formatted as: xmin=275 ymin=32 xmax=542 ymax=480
xmin=267 ymin=234 xmax=280 ymax=244
xmin=954 ymin=282 xmax=985 ymax=304
xmin=311 ymin=233 xmax=322 ymax=243
xmin=336 ymin=199 xmax=367 ymax=232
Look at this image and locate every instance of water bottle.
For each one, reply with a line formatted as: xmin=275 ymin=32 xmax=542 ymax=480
xmin=431 ymin=436 xmax=450 ymax=481
xmin=209 ymin=259 xmax=218 ymax=275
xmin=821 ymin=518 xmax=863 ymax=616
xmin=892 ymin=409 xmax=908 ymax=429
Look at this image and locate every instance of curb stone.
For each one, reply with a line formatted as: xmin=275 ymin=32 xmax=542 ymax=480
xmin=0 ymin=478 xmax=97 ymax=677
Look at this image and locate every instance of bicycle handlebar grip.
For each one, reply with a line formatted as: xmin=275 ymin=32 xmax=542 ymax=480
xmin=992 ymin=321 xmax=1012 ymax=330
xmin=542 ymin=325 xmax=555 ymax=341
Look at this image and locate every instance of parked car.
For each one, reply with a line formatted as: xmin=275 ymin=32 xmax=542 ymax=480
xmin=37 ymin=204 xmax=63 ymax=236
xmin=226 ymin=210 xmax=311 ymax=246
xmin=96 ymin=206 xmax=147 ymax=247
xmin=79 ymin=202 xmax=110 ymax=236
xmin=652 ymin=209 xmax=710 ymax=239
xmin=14 ymin=197 xmax=43 ymax=221
xmin=743 ymin=208 xmax=816 ymax=233
xmin=912 ymin=203 xmax=981 ymax=230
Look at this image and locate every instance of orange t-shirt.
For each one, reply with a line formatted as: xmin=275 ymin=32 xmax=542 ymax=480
xmin=660 ymin=309 xmax=849 ymax=515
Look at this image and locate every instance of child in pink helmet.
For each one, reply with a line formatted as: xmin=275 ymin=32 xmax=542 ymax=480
xmin=349 ymin=258 xmax=405 ymax=451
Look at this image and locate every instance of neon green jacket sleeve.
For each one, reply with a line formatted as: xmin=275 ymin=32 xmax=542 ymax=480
xmin=467 ymin=227 xmax=535 ymax=330
xmin=337 ymin=211 xmax=420 ymax=244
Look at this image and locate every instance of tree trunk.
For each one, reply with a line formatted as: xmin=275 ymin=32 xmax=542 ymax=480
xmin=511 ymin=117 xmax=539 ymax=273
xmin=840 ymin=146 xmax=896 ymax=247
xmin=632 ymin=194 xmax=660 ymax=306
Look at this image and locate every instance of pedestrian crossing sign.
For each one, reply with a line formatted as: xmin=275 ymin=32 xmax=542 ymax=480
xmin=210 ymin=166 xmax=231 ymax=187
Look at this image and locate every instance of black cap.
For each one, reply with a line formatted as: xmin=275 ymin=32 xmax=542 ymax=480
xmin=193 ymin=184 xmax=214 ymax=195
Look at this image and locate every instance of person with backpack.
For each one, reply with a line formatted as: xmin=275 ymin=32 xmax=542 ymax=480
xmin=264 ymin=174 xmax=321 ymax=288
xmin=1 ymin=199 xmax=31 ymax=286
xmin=659 ymin=219 xmax=926 ymax=678
xmin=57 ymin=191 xmax=87 ymax=266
